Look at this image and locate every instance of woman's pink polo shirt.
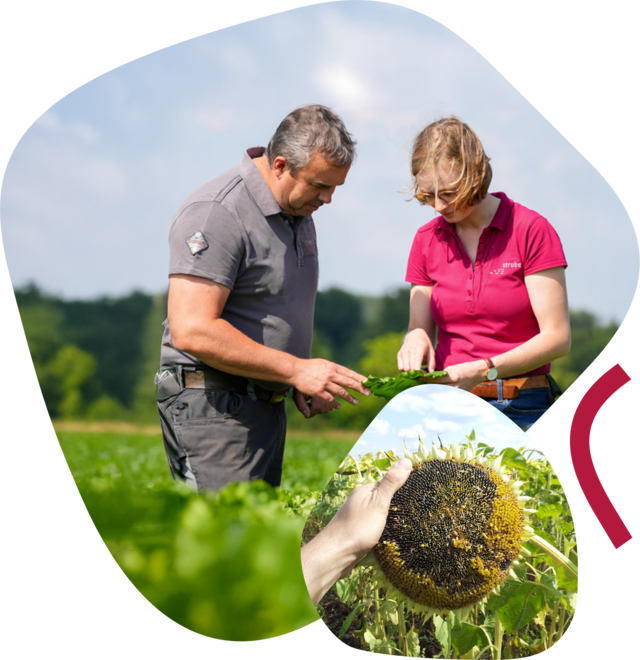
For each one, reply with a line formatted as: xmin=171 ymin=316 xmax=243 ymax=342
xmin=405 ymin=192 xmax=567 ymax=376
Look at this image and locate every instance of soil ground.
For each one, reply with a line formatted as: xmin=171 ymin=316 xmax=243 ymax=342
xmin=319 ymin=585 xmax=443 ymax=656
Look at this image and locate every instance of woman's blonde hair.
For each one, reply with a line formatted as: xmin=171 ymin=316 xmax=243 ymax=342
xmin=409 ymin=117 xmax=492 ymax=209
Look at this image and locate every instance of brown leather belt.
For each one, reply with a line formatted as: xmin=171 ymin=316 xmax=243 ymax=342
xmin=470 ymin=375 xmax=550 ymax=399
xmin=184 ymin=369 xmax=289 ymax=404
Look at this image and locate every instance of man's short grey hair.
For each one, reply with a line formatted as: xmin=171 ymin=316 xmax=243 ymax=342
xmin=266 ymin=105 xmax=357 ymax=175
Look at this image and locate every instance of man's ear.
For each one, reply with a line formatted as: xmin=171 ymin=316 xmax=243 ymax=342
xmin=272 ymin=155 xmax=288 ymax=179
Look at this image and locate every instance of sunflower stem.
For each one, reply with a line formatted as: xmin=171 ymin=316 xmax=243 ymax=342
xmin=475 ymin=644 xmax=495 ymax=659
xmin=493 ymin=613 xmax=503 ymax=660
xmin=556 ymin=604 xmax=567 ymax=644
xmin=397 ymin=599 xmax=408 ymax=656
xmin=547 ymin=602 xmax=560 ymax=649
xmin=529 ymin=535 xmax=578 ymax=580
xmin=374 ymin=588 xmax=386 ymax=640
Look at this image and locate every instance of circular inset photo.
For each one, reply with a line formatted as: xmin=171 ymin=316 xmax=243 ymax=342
xmin=301 ymin=385 xmax=577 ymax=658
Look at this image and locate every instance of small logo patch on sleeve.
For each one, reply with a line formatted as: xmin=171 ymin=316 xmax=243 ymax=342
xmin=186 ymin=230 xmax=208 ymax=255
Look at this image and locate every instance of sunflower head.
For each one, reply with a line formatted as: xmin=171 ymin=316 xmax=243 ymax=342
xmin=365 ymin=439 xmax=534 ymax=616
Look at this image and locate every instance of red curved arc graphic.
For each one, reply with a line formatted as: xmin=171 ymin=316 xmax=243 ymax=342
xmin=570 ymin=364 xmax=632 ymax=548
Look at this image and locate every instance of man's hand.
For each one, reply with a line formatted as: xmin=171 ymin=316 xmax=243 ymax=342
xmin=292 ymin=390 xmax=334 ymax=418
xmin=290 ymin=359 xmax=370 ymax=408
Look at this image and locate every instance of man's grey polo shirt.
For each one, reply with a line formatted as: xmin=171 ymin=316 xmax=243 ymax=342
xmin=160 ymin=147 xmax=319 ymax=391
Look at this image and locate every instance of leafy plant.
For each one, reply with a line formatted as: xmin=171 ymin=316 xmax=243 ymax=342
xmin=56 ymin=429 xmax=351 ymax=641
xmin=363 ymin=369 xmax=448 ymax=402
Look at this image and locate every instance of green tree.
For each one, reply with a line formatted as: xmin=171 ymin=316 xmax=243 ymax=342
xmin=63 ymin=291 xmax=153 ymax=407
xmin=359 ymin=331 xmax=406 ymax=376
xmin=85 ymin=394 xmax=128 ymax=421
xmin=19 ymin=304 xmax=65 ymax=365
xmin=131 ymin=292 xmax=169 ymax=422
xmin=15 ymin=285 xmax=67 ymax=416
xmin=314 ymin=288 xmax=363 ymax=365
xmin=310 ymin=329 xmax=334 ymax=361
xmin=551 ymin=310 xmax=618 ymax=392
xmin=46 ymin=345 xmax=100 ymax=418
xmin=363 ymin=287 xmax=411 ymax=338
xmin=15 ymin=283 xmax=152 ymax=419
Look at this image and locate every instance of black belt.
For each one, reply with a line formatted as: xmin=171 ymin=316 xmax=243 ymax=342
xmin=183 ymin=369 xmax=289 ymax=404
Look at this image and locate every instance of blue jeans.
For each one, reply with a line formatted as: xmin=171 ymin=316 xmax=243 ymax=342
xmin=482 ymin=387 xmax=551 ymax=431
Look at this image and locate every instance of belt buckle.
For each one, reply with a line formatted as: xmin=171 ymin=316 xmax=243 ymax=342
xmin=268 ymin=390 xmax=287 ymax=404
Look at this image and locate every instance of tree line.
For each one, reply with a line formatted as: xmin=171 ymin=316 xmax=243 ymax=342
xmin=14 ymin=283 xmax=619 ymax=428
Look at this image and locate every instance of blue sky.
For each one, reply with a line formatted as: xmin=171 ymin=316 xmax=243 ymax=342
xmin=351 ymin=384 xmax=537 ymax=459
xmin=1 ymin=1 xmax=636 ymax=322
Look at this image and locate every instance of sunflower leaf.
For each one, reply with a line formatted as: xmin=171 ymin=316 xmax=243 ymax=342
xmin=434 ymin=615 xmax=451 ymax=657
xmin=451 ymin=618 xmax=493 ymax=656
xmin=499 ymin=447 xmax=528 ymax=471
xmin=363 ymin=370 xmax=448 ymax=402
xmin=498 ymin=583 xmax=543 ymax=632
xmin=338 ymin=601 xmax=363 ymax=638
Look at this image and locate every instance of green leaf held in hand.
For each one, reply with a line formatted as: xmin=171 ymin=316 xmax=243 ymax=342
xmin=363 ymin=369 xmax=447 ymax=402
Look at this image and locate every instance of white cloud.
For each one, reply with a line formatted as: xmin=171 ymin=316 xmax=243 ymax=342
xmin=37 ymin=111 xmax=61 ymax=129
xmin=388 ymin=390 xmax=435 ymax=414
xmin=422 ymin=417 xmax=461 ymax=434
xmin=314 ymin=64 xmax=370 ymax=107
xmin=398 ymin=417 xmax=460 ymax=443
xmin=4 ymin=138 xmax=128 ymax=221
xmin=397 ymin=424 xmax=425 ymax=443
xmin=369 ymin=417 xmax=391 ymax=435
xmin=37 ymin=110 xmax=100 ymax=145
xmin=194 ymin=107 xmax=245 ymax=132
xmin=475 ymin=423 xmax=527 ymax=448
xmin=194 ymin=34 xmax=258 ymax=77
xmin=389 ymin=387 xmax=496 ymax=423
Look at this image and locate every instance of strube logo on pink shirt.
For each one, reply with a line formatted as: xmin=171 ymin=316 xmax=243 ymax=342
xmin=490 ymin=261 xmax=522 ymax=276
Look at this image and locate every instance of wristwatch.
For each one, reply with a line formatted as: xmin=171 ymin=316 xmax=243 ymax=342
xmin=483 ymin=358 xmax=498 ymax=381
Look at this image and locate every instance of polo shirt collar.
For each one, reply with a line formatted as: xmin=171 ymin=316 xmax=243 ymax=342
xmin=238 ymin=147 xmax=283 ymax=217
xmin=487 ymin=192 xmax=513 ymax=232
xmin=438 ymin=192 xmax=513 ymax=235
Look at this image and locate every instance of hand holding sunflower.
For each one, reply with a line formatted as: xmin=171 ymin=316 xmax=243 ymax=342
xmin=301 ymin=458 xmax=413 ymax=605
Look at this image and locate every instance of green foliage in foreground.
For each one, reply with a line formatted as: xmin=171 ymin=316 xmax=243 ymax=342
xmin=57 ymin=429 xmax=354 ymax=641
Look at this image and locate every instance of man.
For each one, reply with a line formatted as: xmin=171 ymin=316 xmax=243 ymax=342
xmin=156 ymin=105 xmax=370 ymax=492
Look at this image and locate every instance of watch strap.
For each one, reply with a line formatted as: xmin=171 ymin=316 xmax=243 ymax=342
xmin=482 ymin=358 xmax=498 ymax=381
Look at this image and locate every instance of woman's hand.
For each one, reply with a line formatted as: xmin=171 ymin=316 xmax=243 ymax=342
xmin=398 ymin=328 xmax=436 ymax=372
xmin=397 ymin=284 xmax=437 ymax=372
xmin=432 ymin=359 xmax=487 ymax=391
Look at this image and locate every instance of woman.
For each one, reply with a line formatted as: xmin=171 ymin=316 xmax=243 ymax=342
xmin=397 ymin=118 xmax=570 ymax=430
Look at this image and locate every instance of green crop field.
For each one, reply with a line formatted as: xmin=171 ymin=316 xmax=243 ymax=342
xmin=55 ymin=424 xmax=359 ymax=641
